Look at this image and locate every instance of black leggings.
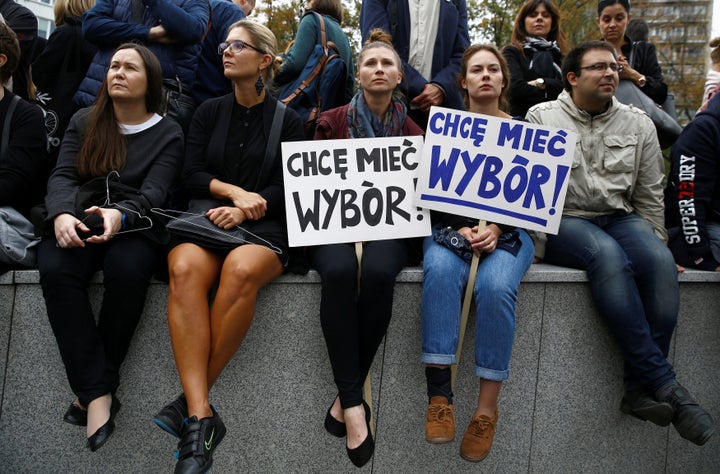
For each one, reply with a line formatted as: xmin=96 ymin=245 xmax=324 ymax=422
xmin=310 ymin=240 xmax=407 ymax=409
xmin=38 ymin=235 xmax=161 ymax=406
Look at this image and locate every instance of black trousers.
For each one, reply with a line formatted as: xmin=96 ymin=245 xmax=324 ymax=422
xmin=38 ymin=235 xmax=161 ymax=406
xmin=310 ymin=240 xmax=407 ymax=409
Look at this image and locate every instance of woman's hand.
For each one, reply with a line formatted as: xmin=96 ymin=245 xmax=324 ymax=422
xmin=53 ymin=213 xmax=87 ymax=248
xmin=83 ymin=206 xmax=123 ymax=244
xmin=457 ymin=224 xmax=502 ymax=257
xmin=206 ymin=206 xmax=246 ymax=229
xmin=229 ymin=189 xmax=267 ymax=221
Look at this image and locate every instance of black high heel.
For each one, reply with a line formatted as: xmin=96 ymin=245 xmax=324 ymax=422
xmin=86 ymin=395 xmax=122 ymax=452
xmin=346 ymin=402 xmax=374 ymax=468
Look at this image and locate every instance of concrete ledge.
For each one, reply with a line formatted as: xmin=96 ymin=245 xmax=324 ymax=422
xmin=1 ymin=265 xmax=719 ymax=473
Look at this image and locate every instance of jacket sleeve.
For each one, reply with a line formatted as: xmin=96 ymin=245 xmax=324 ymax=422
xmin=0 ymin=100 xmax=46 ymax=208
xmin=82 ymin=0 xmax=152 ymax=46
xmin=31 ymin=26 xmax=73 ymax=91
xmin=144 ymin=0 xmax=209 ymax=44
xmin=666 ymin=115 xmax=720 ymax=266
xmin=426 ymin=0 xmax=469 ymax=102
xmin=635 ymin=41 xmax=668 ymax=105
xmin=504 ymin=46 xmax=562 ymax=116
xmin=275 ymin=15 xmax=316 ymax=86
xmin=183 ymin=102 xmax=219 ymax=197
xmin=630 ymin=115 xmax=668 ymax=242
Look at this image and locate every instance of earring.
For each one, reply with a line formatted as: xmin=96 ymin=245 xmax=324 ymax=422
xmin=255 ymin=74 xmax=264 ymax=96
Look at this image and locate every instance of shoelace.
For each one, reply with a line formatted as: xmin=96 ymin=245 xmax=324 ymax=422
xmin=468 ymin=416 xmax=495 ymax=439
xmin=428 ymin=404 xmax=453 ymax=422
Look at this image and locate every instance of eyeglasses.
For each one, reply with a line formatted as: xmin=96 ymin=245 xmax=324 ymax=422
xmin=579 ymin=62 xmax=624 ymax=73
xmin=218 ymin=40 xmax=264 ymax=56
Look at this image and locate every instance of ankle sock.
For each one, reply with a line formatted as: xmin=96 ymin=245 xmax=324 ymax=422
xmin=426 ymin=366 xmax=453 ymax=404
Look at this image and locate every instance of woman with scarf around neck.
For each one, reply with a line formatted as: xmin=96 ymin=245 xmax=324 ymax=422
xmin=310 ymin=29 xmax=422 ymax=468
xmin=421 ymin=44 xmax=534 ymax=462
xmin=502 ymin=0 xmax=566 ymax=118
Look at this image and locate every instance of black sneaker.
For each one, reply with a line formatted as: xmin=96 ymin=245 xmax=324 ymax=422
xmin=154 ymin=394 xmax=188 ymax=438
xmin=656 ymin=381 xmax=716 ymax=446
xmin=620 ymin=388 xmax=674 ymax=426
xmin=174 ymin=409 xmax=227 ymax=474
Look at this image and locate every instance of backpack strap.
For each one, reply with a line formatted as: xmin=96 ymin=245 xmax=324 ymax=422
xmin=1 ymin=94 xmax=21 ymax=159
xmin=313 ymin=11 xmax=328 ymax=53
xmin=254 ymin=100 xmax=286 ymax=190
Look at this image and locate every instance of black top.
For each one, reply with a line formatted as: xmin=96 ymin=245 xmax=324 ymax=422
xmin=0 ymin=89 xmax=47 ymax=217
xmin=503 ymin=45 xmax=564 ymax=118
xmin=620 ymin=36 xmax=668 ymax=105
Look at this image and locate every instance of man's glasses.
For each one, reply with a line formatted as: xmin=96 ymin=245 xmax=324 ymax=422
xmin=218 ymin=40 xmax=264 ymax=56
xmin=579 ymin=62 xmax=624 ymax=73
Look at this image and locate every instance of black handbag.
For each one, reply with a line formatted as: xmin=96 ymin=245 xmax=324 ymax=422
xmin=615 ymin=80 xmax=682 ymax=149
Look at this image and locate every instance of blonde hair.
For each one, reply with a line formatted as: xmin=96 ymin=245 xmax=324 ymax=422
xmin=54 ymin=0 xmax=95 ymax=26
xmin=227 ymin=19 xmax=278 ymax=82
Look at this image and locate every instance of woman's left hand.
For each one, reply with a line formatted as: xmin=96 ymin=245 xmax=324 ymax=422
xmin=458 ymin=224 xmax=502 ymax=257
xmin=83 ymin=206 xmax=123 ymax=244
xmin=617 ymin=55 xmax=638 ymax=82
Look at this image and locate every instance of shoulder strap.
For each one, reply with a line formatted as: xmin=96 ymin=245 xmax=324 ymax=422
xmin=254 ymin=100 xmax=286 ymax=190
xmin=628 ymin=42 xmax=637 ymax=69
xmin=1 ymin=95 xmax=21 ymax=159
xmin=313 ymin=11 xmax=328 ymax=52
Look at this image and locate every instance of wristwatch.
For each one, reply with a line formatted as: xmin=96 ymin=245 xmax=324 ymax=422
xmin=535 ymin=78 xmax=546 ymax=90
xmin=637 ymin=75 xmax=647 ymax=87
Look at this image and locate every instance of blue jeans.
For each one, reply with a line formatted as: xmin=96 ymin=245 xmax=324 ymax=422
xmin=421 ymin=228 xmax=533 ymax=381
xmin=544 ymin=214 xmax=677 ymax=392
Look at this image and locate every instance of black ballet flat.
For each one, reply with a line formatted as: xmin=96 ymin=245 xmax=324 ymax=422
xmin=63 ymin=402 xmax=87 ymax=426
xmin=86 ymin=396 xmax=122 ymax=452
xmin=324 ymin=400 xmax=347 ymax=437
xmin=346 ymin=403 xmax=375 ymax=468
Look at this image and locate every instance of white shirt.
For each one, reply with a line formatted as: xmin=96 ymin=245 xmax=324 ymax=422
xmin=408 ymin=0 xmax=441 ymax=81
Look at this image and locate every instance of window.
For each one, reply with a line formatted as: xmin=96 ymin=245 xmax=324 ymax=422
xmin=37 ymin=17 xmax=54 ymax=39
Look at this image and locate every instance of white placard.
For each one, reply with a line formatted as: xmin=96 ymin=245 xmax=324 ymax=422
xmin=283 ymin=136 xmax=431 ymax=246
xmin=415 ymin=106 xmax=576 ymax=234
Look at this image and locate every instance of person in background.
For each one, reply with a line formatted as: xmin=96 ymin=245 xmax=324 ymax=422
xmin=0 ymin=21 xmax=45 ymax=220
xmin=596 ymin=0 xmax=667 ymax=104
xmin=527 ymin=40 xmax=715 ymax=447
xmin=152 ymin=20 xmax=303 ymax=474
xmin=0 ymin=0 xmax=38 ymax=100
xmin=274 ymin=0 xmax=354 ymax=105
xmin=503 ymin=0 xmax=566 ymax=118
xmin=665 ymin=92 xmax=720 ymax=271
xmin=31 ymin=0 xmax=98 ymax=164
xmin=38 ymin=43 xmax=184 ymax=452
xmin=191 ymin=0 xmax=254 ymax=104
xmin=360 ymin=0 xmax=470 ymax=128
xmin=74 ymin=0 xmax=209 ymax=110
xmin=626 ymin=18 xmax=649 ymax=43
xmin=421 ymin=44 xmax=534 ymax=463
xmin=698 ymin=37 xmax=720 ymax=111
xmin=311 ymin=29 xmax=422 ymax=468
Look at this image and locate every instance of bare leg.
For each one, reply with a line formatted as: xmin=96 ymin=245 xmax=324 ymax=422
xmin=86 ymin=393 xmax=112 ymax=438
xmin=167 ymin=243 xmax=222 ymax=419
xmin=206 ymin=245 xmax=283 ymax=388
xmin=345 ymin=404 xmax=368 ymax=449
xmin=474 ymin=379 xmax=502 ymax=418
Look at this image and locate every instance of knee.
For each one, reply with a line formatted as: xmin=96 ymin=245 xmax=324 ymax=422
xmin=362 ymin=261 xmax=399 ymax=288
xmin=168 ymin=257 xmax=198 ymax=291
xmin=223 ymin=261 xmax=261 ymax=294
xmin=319 ymin=260 xmax=357 ymax=287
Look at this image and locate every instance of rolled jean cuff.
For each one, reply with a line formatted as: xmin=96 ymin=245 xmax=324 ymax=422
xmin=421 ymin=353 xmax=456 ymax=366
xmin=475 ymin=366 xmax=509 ymax=382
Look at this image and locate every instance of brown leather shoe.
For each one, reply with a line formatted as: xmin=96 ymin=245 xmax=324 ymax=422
xmin=460 ymin=410 xmax=498 ymax=462
xmin=425 ymin=396 xmax=455 ymax=443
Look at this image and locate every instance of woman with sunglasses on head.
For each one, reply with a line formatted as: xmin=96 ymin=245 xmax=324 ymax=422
xmin=310 ymin=29 xmax=422 ymax=468
xmin=503 ymin=0 xmax=566 ymax=118
xmin=596 ymin=0 xmax=667 ymax=104
xmin=38 ymin=43 xmax=184 ymax=452
xmin=153 ymin=20 xmax=303 ymax=474
xmin=421 ymin=44 xmax=534 ymax=463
